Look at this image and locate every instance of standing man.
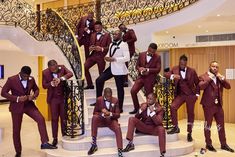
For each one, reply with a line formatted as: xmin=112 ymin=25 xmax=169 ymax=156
xmin=76 ymin=12 xmax=95 ymax=60
xmin=118 ymin=23 xmax=137 ymax=87
xmin=199 ymin=61 xmax=234 ymax=152
xmin=1 ymin=66 xmax=57 ymax=157
xmin=130 ymin=43 xmax=161 ymax=114
xmin=42 ymin=60 xmax=73 ymax=147
xmin=92 ymin=30 xmax=130 ymax=112
xmin=165 ymin=55 xmax=199 ymax=142
xmin=87 ymin=88 xmax=123 ymax=157
xmin=123 ymin=93 xmax=166 ymax=157
xmin=84 ymin=21 xmax=112 ymax=89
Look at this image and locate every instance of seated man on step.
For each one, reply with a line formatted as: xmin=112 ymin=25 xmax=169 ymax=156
xmin=88 ymin=88 xmax=123 ymax=157
xmin=123 ymin=93 xmax=166 ymax=157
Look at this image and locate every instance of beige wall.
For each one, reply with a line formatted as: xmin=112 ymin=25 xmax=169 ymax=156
xmin=0 ymin=40 xmax=38 ymax=100
xmin=170 ymin=46 xmax=235 ymax=123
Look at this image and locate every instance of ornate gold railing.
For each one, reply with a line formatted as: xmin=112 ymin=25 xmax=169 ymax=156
xmin=0 ymin=0 xmax=85 ymax=137
xmin=56 ymin=0 xmax=199 ymax=31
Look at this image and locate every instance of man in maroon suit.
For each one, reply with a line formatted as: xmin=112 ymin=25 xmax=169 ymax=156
xmin=123 ymin=93 xmax=166 ymax=157
xmin=118 ymin=23 xmax=137 ymax=87
xmin=130 ymin=43 xmax=161 ymax=114
xmin=42 ymin=60 xmax=73 ymax=146
xmin=199 ymin=61 xmax=234 ymax=152
xmin=165 ymin=55 xmax=199 ymax=142
xmin=87 ymin=88 xmax=123 ymax=157
xmin=84 ymin=21 xmax=112 ymax=89
xmin=76 ymin=12 xmax=95 ymax=60
xmin=1 ymin=66 xmax=57 ymax=157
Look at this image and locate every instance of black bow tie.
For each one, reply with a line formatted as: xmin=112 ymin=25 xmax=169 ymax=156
xmin=180 ymin=68 xmax=186 ymax=72
xmin=97 ymin=32 xmax=102 ymax=35
xmin=147 ymin=53 xmax=153 ymax=57
xmin=112 ymin=42 xmax=118 ymax=45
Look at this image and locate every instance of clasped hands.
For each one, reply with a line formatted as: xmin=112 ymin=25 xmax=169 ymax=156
xmin=139 ymin=67 xmax=149 ymax=76
xmin=89 ymin=45 xmax=103 ymax=52
xmin=102 ymin=108 xmax=111 ymax=117
xmin=18 ymin=91 xmax=35 ymax=102
xmin=51 ymin=78 xmax=61 ymax=87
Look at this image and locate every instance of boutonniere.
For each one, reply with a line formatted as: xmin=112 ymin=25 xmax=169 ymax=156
xmin=58 ymin=66 xmax=62 ymax=70
xmin=28 ymin=77 xmax=32 ymax=80
xmin=111 ymin=103 xmax=115 ymax=107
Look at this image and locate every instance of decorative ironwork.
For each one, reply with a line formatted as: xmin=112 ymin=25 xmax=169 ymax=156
xmin=154 ymin=76 xmax=174 ymax=129
xmin=0 ymin=0 xmax=84 ymax=80
xmin=1 ymin=0 xmax=85 ymax=137
xmin=56 ymin=2 xmax=96 ymax=33
xmin=64 ymin=80 xmax=84 ymax=137
xmin=128 ymin=53 xmax=174 ymax=129
xmin=100 ymin=0 xmax=199 ymax=28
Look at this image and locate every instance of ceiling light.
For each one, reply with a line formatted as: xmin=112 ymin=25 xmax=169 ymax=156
xmin=165 ymin=31 xmax=169 ymax=34
xmin=206 ymin=30 xmax=209 ymax=33
xmin=217 ymin=14 xmax=221 ymax=17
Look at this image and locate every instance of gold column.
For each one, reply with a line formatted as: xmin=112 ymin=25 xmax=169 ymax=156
xmin=36 ymin=56 xmax=51 ymax=121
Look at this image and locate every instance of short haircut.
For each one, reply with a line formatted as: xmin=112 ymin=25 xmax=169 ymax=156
xmin=118 ymin=23 xmax=124 ymax=28
xmin=179 ymin=54 xmax=188 ymax=61
xmin=20 ymin=66 xmax=31 ymax=75
xmin=210 ymin=60 xmax=218 ymax=65
xmin=149 ymin=43 xmax=158 ymax=50
xmin=48 ymin=60 xmax=57 ymax=67
xmin=104 ymin=87 xmax=112 ymax=94
xmin=94 ymin=21 xmax=102 ymax=26
xmin=148 ymin=93 xmax=157 ymax=99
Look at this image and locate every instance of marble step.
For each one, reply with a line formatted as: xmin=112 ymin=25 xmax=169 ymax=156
xmin=61 ymin=134 xmax=178 ymax=151
xmin=45 ymin=140 xmax=194 ymax=157
xmin=85 ymin=122 xmax=128 ymax=137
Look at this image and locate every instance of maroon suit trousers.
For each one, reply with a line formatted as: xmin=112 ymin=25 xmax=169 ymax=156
xmin=203 ymin=105 xmax=226 ymax=146
xmin=50 ymin=98 xmax=66 ymax=138
xmin=170 ymin=94 xmax=197 ymax=133
xmin=131 ymin=78 xmax=153 ymax=110
xmin=85 ymin=55 xmax=106 ymax=86
xmin=11 ymin=104 xmax=49 ymax=153
xmin=126 ymin=117 xmax=166 ymax=153
xmin=91 ymin=115 xmax=123 ymax=149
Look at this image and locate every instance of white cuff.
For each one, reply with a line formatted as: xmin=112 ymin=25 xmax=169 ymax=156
xmin=139 ymin=109 xmax=142 ymax=114
xmin=221 ymin=77 xmax=225 ymax=80
xmin=75 ymin=35 xmax=78 ymax=38
xmin=16 ymin=96 xmax=19 ymax=103
xmin=170 ymin=74 xmax=174 ymax=80
xmin=51 ymin=82 xmax=55 ymax=87
xmin=110 ymin=112 xmax=113 ymax=117
xmin=150 ymin=111 xmax=156 ymax=117
xmin=60 ymin=76 xmax=66 ymax=81
xmin=196 ymin=94 xmax=200 ymax=97
xmin=86 ymin=29 xmax=91 ymax=34
xmin=101 ymin=113 xmax=105 ymax=118
xmin=101 ymin=47 xmax=104 ymax=52
xmin=147 ymin=68 xmax=149 ymax=72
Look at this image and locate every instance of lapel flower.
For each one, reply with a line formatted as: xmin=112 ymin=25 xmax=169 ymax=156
xmin=111 ymin=103 xmax=115 ymax=107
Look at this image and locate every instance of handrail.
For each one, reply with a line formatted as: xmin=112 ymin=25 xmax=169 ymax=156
xmin=52 ymin=9 xmax=85 ymax=80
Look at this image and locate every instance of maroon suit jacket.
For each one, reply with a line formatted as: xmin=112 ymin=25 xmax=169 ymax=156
xmin=136 ymin=51 xmax=161 ymax=83
xmin=135 ymin=103 xmax=163 ymax=126
xmin=93 ymin=96 xmax=120 ymax=120
xmin=76 ymin=16 xmax=95 ymax=45
xmin=199 ymin=72 xmax=231 ymax=107
xmin=89 ymin=31 xmax=112 ymax=57
xmin=42 ymin=65 xmax=73 ymax=104
xmin=123 ymin=29 xmax=137 ymax=55
xmin=164 ymin=66 xmax=200 ymax=96
xmin=1 ymin=75 xmax=39 ymax=113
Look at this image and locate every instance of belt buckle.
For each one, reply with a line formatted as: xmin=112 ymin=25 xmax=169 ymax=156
xmin=215 ymin=98 xmax=218 ymax=104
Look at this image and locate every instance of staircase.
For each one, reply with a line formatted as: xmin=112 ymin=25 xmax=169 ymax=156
xmin=45 ymin=66 xmax=194 ymax=157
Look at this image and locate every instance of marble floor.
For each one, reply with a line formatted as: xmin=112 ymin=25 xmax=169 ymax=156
xmin=0 ymin=103 xmax=235 ymax=157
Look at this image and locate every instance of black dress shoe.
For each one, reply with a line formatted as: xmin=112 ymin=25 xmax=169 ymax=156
xmin=129 ymin=109 xmax=138 ymax=114
xmin=160 ymin=151 xmax=166 ymax=157
xmin=84 ymin=85 xmax=94 ymax=90
xmin=206 ymin=144 xmax=217 ymax=152
xmin=123 ymin=143 xmax=135 ymax=152
xmin=118 ymin=148 xmax=123 ymax=157
xmin=187 ymin=133 xmax=193 ymax=142
xmin=120 ymin=109 xmax=123 ymax=113
xmin=41 ymin=143 xmax=57 ymax=149
xmin=90 ymin=102 xmax=96 ymax=106
xmin=15 ymin=152 xmax=21 ymax=157
xmin=52 ymin=138 xmax=58 ymax=147
xmin=221 ymin=144 xmax=234 ymax=152
xmin=167 ymin=127 xmax=180 ymax=134
xmin=88 ymin=144 xmax=98 ymax=155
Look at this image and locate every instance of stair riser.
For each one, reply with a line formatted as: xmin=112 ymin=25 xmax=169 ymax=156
xmin=62 ymin=135 xmax=178 ymax=151
xmin=85 ymin=126 xmax=128 ymax=137
xmin=88 ymin=115 xmax=130 ymax=124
